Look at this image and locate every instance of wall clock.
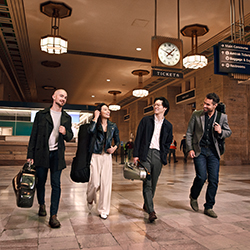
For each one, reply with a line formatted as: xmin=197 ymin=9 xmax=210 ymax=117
xmin=151 ymin=36 xmax=183 ymax=69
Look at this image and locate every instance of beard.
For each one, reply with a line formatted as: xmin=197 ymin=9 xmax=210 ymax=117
xmin=55 ymin=100 xmax=65 ymax=108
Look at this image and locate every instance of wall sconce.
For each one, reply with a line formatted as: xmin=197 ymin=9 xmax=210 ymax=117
xmin=40 ymin=1 xmax=72 ymax=54
xmin=181 ymin=24 xmax=209 ymax=69
xmin=108 ymin=91 xmax=121 ymax=111
xmin=132 ymin=69 xmax=149 ymax=97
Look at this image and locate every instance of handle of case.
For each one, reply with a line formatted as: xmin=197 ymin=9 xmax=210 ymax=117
xmin=137 ymin=160 xmax=151 ymax=180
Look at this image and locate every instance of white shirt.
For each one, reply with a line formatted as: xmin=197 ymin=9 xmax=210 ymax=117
xmin=49 ymin=109 xmax=61 ymax=151
xmin=149 ymin=115 xmax=164 ymax=150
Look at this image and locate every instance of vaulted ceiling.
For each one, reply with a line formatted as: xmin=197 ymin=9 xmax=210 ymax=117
xmin=1 ymin=0 xmax=250 ymax=108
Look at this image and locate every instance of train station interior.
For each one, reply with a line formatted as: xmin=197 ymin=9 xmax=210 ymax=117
xmin=1 ymin=0 xmax=250 ymax=249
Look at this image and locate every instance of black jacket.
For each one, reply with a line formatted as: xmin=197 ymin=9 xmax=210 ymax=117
xmin=133 ymin=115 xmax=173 ymax=165
xmin=88 ymin=120 xmax=120 ymax=154
xmin=27 ymin=107 xmax=73 ymax=170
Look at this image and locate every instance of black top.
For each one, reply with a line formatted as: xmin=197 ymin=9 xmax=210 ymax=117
xmin=200 ymin=112 xmax=215 ymax=148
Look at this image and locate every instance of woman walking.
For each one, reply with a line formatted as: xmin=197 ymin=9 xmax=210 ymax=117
xmin=86 ymin=103 xmax=120 ymax=219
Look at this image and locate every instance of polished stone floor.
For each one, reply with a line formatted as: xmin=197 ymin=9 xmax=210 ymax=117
xmin=1 ymin=158 xmax=250 ymax=250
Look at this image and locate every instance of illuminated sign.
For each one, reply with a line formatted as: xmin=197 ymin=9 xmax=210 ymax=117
xmin=218 ymin=42 xmax=250 ymax=75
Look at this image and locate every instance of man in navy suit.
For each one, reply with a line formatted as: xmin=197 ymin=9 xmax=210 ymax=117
xmin=186 ymin=93 xmax=232 ymax=218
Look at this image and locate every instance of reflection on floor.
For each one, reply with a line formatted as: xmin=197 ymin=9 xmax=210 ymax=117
xmin=1 ymin=158 xmax=250 ymax=250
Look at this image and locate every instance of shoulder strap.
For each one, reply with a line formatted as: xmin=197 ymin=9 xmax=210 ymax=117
xmin=215 ymin=111 xmax=221 ymax=124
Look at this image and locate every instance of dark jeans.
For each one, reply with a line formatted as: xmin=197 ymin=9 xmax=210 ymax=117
xmin=36 ymin=150 xmax=62 ymax=216
xmin=127 ymin=148 xmax=133 ymax=160
xmin=168 ymin=149 xmax=177 ymax=163
xmin=190 ymin=147 xmax=220 ymax=209
xmin=183 ymin=150 xmax=188 ymax=162
xmin=141 ymin=149 xmax=162 ymax=214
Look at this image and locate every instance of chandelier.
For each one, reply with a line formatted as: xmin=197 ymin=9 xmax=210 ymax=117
xmin=132 ymin=70 xmax=149 ymax=97
xmin=108 ymin=91 xmax=121 ymax=111
xmin=40 ymin=1 xmax=72 ymax=54
xmin=181 ymin=24 xmax=209 ymax=69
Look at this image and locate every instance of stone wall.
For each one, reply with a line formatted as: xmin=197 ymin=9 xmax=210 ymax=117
xmin=112 ymin=61 xmax=250 ymax=165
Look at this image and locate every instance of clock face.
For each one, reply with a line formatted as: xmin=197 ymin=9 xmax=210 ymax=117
xmin=158 ymin=42 xmax=180 ymax=66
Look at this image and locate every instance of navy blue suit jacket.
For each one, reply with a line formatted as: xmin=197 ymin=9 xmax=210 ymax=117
xmin=133 ymin=115 xmax=173 ymax=165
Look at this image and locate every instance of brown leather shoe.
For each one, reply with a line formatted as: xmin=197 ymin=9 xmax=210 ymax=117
xmin=49 ymin=215 xmax=61 ymax=228
xmin=149 ymin=211 xmax=157 ymax=223
xmin=38 ymin=204 xmax=47 ymax=216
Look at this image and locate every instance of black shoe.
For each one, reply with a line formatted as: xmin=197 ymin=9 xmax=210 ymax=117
xmin=204 ymin=209 xmax=218 ymax=218
xmin=38 ymin=204 xmax=47 ymax=216
xmin=149 ymin=211 xmax=157 ymax=223
xmin=174 ymin=160 xmax=178 ymax=163
xmin=49 ymin=215 xmax=61 ymax=228
xmin=189 ymin=195 xmax=199 ymax=212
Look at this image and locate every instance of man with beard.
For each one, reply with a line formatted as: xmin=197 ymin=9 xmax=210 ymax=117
xmin=27 ymin=89 xmax=73 ymax=228
xmin=186 ymin=93 xmax=232 ymax=218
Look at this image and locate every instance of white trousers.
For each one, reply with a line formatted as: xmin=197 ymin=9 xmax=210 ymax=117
xmin=86 ymin=152 xmax=112 ymax=216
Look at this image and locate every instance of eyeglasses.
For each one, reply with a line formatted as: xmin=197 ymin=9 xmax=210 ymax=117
xmin=152 ymin=103 xmax=163 ymax=108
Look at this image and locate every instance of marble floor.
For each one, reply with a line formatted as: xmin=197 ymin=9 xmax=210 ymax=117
xmin=1 ymin=158 xmax=250 ymax=250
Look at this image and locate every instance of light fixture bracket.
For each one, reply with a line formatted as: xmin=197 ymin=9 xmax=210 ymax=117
xmin=132 ymin=69 xmax=149 ymax=97
xmin=181 ymin=24 xmax=209 ymax=69
xmin=40 ymin=1 xmax=72 ymax=54
xmin=108 ymin=90 xmax=121 ymax=111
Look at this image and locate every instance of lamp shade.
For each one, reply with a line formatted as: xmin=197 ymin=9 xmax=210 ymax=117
xmin=132 ymin=89 xmax=149 ymax=98
xmin=40 ymin=35 xmax=68 ymax=54
xmin=183 ymin=54 xmax=207 ymax=69
xmin=109 ymin=104 xmax=121 ymax=111
xmin=108 ymin=90 xmax=121 ymax=111
xmin=132 ymin=69 xmax=149 ymax=98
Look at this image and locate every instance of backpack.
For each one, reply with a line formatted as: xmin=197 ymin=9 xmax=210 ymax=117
xmin=215 ymin=102 xmax=226 ymax=155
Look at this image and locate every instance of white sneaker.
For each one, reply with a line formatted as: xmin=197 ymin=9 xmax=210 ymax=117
xmin=99 ymin=213 xmax=108 ymax=220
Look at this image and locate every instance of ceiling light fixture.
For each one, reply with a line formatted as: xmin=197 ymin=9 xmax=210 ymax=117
xmin=40 ymin=1 xmax=72 ymax=54
xmin=132 ymin=69 xmax=149 ymax=97
xmin=181 ymin=24 xmax=209 ymax=69
xmin=42 ymin=85 xmax=56 ymax=90
xmin=108 ymin=90 xmax=121 ymax=111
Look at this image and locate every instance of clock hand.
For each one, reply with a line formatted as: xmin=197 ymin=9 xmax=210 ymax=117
xmin=167 ymin=48 xmax=176 ymax=56
xmin=160 ymin=48 xmax=169 ymax=54
xmin=160 ymin=48 xmax=176 ymax=57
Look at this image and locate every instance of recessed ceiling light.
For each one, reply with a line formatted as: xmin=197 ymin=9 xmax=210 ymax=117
xmin=91 ymin=95 xmax=95 ymax=98
xmin=41 ymin=60 xmax=61 ymax=68
xmin=107 ymin=79 xmax=110 ymax=82
xmin=136 ymin=47 xmax=142 ymax=51
xmin=42 ymin=85 xmax=56 ymax=90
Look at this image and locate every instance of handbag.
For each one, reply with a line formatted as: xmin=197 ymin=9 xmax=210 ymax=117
xmin=70 ymin=123 xmax=95 ymax=183
xmin=12 ymin=162 xmax=36 ymax=208
xmin=123 ymin=161 xmax=150 ymax=181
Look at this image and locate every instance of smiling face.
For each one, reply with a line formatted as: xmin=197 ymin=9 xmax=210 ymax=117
xmin=100 ymin=105 xmax=110 ymax=119
xmin=203 ymin=98 xmax=217 ymax=114
xmin=153 ymin=99 xmax=167 ymax=116
xmin=52 ymin=89 xmax=67 ymax=108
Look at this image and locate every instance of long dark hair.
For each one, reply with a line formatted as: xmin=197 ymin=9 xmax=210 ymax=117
xmin=95 ymin=103 xmax=108 ymax=128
